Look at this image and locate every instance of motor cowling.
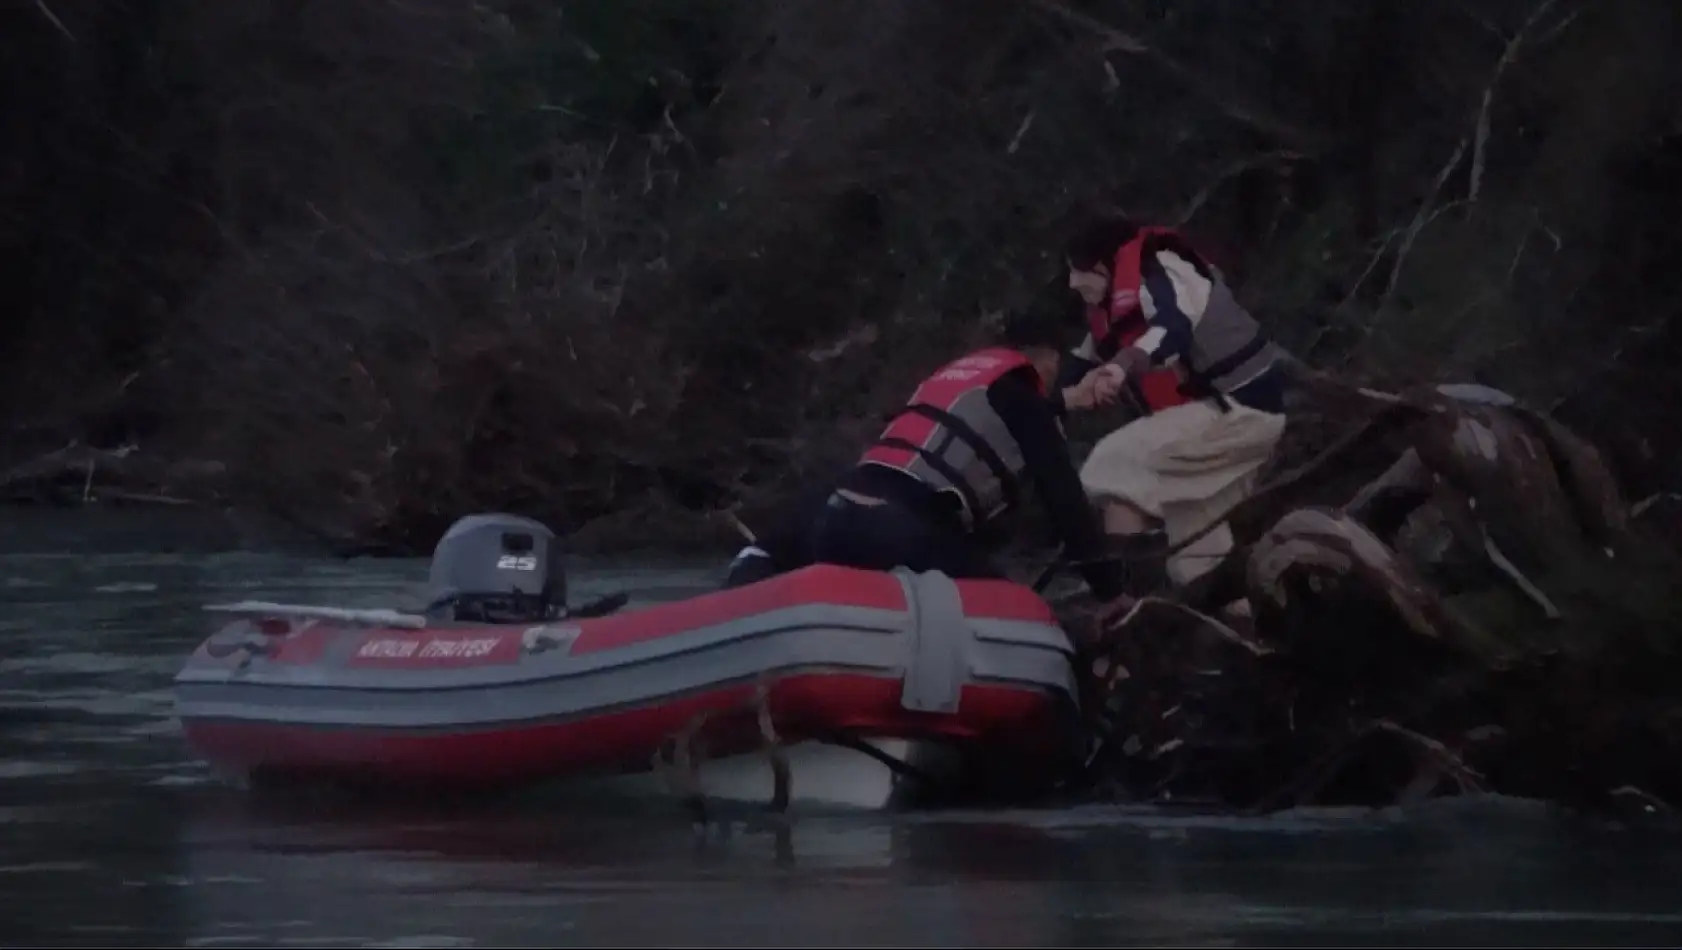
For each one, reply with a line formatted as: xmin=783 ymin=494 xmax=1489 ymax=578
xmin=425 ymin=513 xmax=566 ymax=623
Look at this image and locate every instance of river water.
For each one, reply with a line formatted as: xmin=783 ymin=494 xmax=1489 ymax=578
xmin=3 ymin=509 xmax=1681 ymax=947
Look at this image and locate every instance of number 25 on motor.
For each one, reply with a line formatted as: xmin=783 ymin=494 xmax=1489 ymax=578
xmin=496 ymin=555 xmax=538 ymax=571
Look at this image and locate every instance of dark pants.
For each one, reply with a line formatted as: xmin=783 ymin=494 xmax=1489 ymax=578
xmin=722 ymin=548 xmax=782 ymax=589
xmin=810 ymin=492 xmax=1002 ymax=579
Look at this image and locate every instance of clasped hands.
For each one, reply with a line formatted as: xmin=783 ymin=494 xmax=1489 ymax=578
xmin=1062 ymin=363 xmax=1127 ymax=412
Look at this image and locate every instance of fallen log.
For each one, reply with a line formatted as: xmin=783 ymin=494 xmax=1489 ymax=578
xmin=0 ymin=441 xmax=223 ymax=507
xmin=1248 ymin=507 xmax=1513 ymax=667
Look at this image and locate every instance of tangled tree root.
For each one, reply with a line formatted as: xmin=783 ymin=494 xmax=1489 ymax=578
xmin=1070 ymin=391 xmax=1682 ymax=818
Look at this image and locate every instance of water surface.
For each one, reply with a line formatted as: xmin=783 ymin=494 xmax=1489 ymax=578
xmin=3 ymin=509 xmax=1680 ymax=947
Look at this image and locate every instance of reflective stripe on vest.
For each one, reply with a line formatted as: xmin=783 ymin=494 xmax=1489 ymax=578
xmin=1092 ymin=228 xmax=1278 ymax=413
xmin=859 ymin=347 xmax=1036 ymax=529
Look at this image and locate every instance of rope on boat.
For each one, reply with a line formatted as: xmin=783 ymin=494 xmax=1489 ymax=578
xmin=653 ymin=679 xmax=795 ymax=824
xmin=809 ymin=730 xmax=945 ymax=788
xmin=755 ymin=682 xmax=792 ymax=814
xmin=652 ymin=709 xmax=713 ymax=825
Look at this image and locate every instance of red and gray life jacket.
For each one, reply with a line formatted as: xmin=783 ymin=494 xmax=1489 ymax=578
xmin=1088 ymin=227 xmax=1280 ymax=414
xmin=858 ymin=347 xmax=1038 ymax=530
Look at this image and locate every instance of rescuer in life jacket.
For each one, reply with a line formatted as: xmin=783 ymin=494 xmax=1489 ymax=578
xmin=806 ymin=311 xmax=1129 ymax=601
xmin=1056 ymin=213 xmax=1290 ymax=600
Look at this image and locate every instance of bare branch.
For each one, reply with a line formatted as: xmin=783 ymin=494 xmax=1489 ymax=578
xmin=1631 ymin=493 xmax=1682 ymax=519
xmin=1371 ymin=719 xmax=1487 ymax=794
xmin=34 ymin=0 xmax=74 ymax=43
xmin=1468 ymin=0 xmax=1573 ymax=203
xmin=722 ymin=508 xmax=756 ymax=544
xmin=1005 ymin=110 xmax=1036 ymax=155
xmin=1176 ymin=151 xmax=1302 ymax=226
xmin=1102 ymin=595 xmax=1274 ymax=657
xmin=1481 ymin=531 xmax=1562 ymax=619
xmin=1380 ymin=138 xmax=1469 ymax=312
xmin=1025 ymin=0 xmax=1328 ymax=150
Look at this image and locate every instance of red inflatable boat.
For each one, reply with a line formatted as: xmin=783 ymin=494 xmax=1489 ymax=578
xmin=173 ymin=563 xmax=1081 ymax=802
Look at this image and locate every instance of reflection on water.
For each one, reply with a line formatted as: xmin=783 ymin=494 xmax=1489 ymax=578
xmin=3 ymin=509 xmax=1682 ymax=947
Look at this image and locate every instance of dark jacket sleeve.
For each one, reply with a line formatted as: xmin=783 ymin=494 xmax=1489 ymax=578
xmin=987 ymin=373 xmax=1124 ymax=600
xmin=1047 ymin=350 xmax=1101 ymax=418
xmin=755 ymin=476 xmax=839 ymax=571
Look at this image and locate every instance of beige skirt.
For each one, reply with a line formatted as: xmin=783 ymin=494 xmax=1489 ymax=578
xmin=1080 ymin=399 xmax=1286 ymax=586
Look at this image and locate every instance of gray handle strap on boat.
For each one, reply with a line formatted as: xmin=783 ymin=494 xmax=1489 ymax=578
xmin=895 ymin=568 xmax=970 ymax=715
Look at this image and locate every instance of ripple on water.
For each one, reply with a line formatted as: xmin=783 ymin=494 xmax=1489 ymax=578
xmin=148 ymin=771 xmax=215 ymax=788
xmin=0 ymin=650 xmax=142 ymax=676
xmin=359 ymin=936 xmax=477 ymax=948
xmin=94 ymin=582 xmax=160 ymax=593
xmin=0 ymin=861 xmax=98 ymax=875
xmin=0 ymin=686 xmax=177 ymax=718
xmin=0 ymin=760 xmax=82 ymax=780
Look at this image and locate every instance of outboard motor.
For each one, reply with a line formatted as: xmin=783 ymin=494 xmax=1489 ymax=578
xmin=425 ymin=513 xmax=566 ymax=624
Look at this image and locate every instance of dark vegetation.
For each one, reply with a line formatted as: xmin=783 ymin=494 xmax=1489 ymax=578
xmin=7 ymin=0 xmax=1682 ymax=555
xmin=8 ymin=0 xmax=1682 ymax=814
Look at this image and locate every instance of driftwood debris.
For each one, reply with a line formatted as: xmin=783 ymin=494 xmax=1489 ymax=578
xmin=0 ymin=440 xmax=224 ymax=507
xmin=1067 ymin=385 xmax=1682 ymax=818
